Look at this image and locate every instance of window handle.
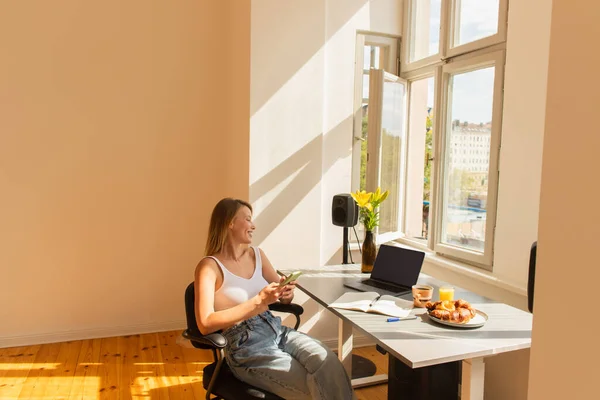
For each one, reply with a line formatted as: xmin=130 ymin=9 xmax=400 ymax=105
xmin=354 ymin=136 xmax=366 ymax=142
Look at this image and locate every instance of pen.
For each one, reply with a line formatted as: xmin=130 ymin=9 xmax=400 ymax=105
xmin=386 ymin=316 xmax=417 ymax=322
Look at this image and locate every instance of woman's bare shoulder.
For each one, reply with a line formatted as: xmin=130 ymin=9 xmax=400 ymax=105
xmin=195 ymin=256 xmax=219 ymax=277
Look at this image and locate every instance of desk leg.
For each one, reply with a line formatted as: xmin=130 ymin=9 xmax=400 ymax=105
xmin=461 ymin=358 xmax=485 ymax=400
xmin=338 ymin=318 xmax=353 ymax=376
xmin=338 ymin=319 xmax=388 ymax=388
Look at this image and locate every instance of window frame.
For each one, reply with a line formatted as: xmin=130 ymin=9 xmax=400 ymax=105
xmin=433 ymin=49 xmax=505 ymax=268
xmin=399 ymin=67 xmax=443 ymax=252
xmin=401 ymin=0 xmax=509 ymax=73
xmin=401 ymin=0 xmax=447 ymax=73
xmin=351 ymin=33 xmax=400 ymax=195
xmin=446 ymin=0 xmax=509 ymax=59
xmin=393 ymin=0 xmax=508 ymax=269
xmin=366 ymin=69 xmax=408 ymax=244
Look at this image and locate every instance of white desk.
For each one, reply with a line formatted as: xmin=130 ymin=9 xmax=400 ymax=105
xmin=282 ymin=264 xmax=532 ymax=400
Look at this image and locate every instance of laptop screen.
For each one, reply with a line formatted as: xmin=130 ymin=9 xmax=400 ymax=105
xmin=370 ymin=245 xmax=425 ymax=287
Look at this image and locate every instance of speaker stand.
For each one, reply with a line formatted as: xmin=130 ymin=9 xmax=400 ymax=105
xmin=342 ymin=227 xmax=349 ymax=264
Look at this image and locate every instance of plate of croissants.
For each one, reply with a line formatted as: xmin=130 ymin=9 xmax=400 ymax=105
xmin=425 ymin=299 xmax=487 ymax=328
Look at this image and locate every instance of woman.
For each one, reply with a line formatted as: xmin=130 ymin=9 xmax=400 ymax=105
xmin=195 ymin=198 xmax=355 ymax=400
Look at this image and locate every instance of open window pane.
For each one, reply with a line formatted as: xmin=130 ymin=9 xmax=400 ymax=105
xmin=452 ymin=0 xmax=499 ymax=47
xmin=367 ymin=70 xmax=407 ymax=241
xmin=441 ymin=66 xmax=494 ymax=253
xmin=405 ymin=77 xmax=435 ymax=243
xmin=408 ymin=0 xmax=442 ymax=63
xmin=378 ymin=79 xmax=407 ymax=236
xmin=353 ymin=36 xmax=401 ymax=245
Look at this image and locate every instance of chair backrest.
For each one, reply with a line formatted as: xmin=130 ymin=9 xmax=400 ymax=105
xmin=527 ymin=241 xmax=537 ymax=313
xmin=185 ymin=282 xmax=199 ymax=332
xmin=184 ymin=281 xmax=214 ymax=349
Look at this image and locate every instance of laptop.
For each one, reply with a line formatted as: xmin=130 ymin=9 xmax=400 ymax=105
xmin=344 ymin=244 xmax=425 ymax=296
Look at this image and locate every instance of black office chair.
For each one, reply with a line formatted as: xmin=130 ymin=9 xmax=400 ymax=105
xmin=527 ymin=241 xmax=537 ymax=313
xmin=182 ymin=282 xmax=304 ymax=400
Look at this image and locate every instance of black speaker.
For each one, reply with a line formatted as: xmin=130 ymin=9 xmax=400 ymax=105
xmin=332 ymin=194 xmax=359 ymax=227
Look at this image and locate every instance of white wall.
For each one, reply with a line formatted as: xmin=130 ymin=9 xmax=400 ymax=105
xmin=321 ymin=0 xmax=402 ymax=266
xmin=250 ymin=0 xmax=326 ymax=270
xmin=0 ymin=0 xmax=251 ymax=347
xmin=528 ymin=0 xmax=600 ymax=398
xmin=250 ymin=0 xmax=402 ymax=268
xmin=250 ymin=0 xmax=402 ymax=338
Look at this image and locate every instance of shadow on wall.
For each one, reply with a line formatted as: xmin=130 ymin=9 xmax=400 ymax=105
xmin=251 ymin=0 xmax=368 ymax=117
xmin=250 ymin=116 xmax=353 ymax=245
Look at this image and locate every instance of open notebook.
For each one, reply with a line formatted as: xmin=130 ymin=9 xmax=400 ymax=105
xmin=330 ymin=292 xmax=413 ymax=318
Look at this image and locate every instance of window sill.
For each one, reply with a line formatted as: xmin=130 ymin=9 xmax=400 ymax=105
xmin=350 ymin=239 xmax=527 ymax=298
xmin=421 ymin=251 xmax=527 ymax=297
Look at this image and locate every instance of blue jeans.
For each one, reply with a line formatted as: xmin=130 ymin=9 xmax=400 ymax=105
xmin=222 ymin=311 xmax=356 ymax=400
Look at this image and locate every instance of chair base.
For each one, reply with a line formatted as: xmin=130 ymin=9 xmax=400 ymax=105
xmin=203 ymin=361 xmax=284 ymax=400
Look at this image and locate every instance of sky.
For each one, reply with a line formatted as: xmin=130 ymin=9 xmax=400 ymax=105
xmin=427 ymin=66 xmax=495 ymax=124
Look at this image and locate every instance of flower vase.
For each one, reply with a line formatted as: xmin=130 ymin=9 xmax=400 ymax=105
xmin=361 ymin=230 xmax=377 ymax=273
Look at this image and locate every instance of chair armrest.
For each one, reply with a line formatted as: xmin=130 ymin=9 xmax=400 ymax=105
xmin=269 ymin=302 xmax=304 ymax=316
xmin=182 ymin=329 xmax=227 ymax=348
xmin=269 ymin=302 xmax=304 ymax=330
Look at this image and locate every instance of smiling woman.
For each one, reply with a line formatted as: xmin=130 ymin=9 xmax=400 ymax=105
xmin=193 ymin=197 xmax=356 ymax=399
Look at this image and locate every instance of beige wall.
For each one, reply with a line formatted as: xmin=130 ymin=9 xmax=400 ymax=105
xmin=493 ymin=0 xmax=552 ymax=289
xmin=0 ymin=1 xmax=250 ymax=347
xmin=528 ymin=0 xmax=600 ymax=398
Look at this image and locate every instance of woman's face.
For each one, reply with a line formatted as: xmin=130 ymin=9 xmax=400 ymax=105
xmin=229 ymin=206 xmax=255 ymax=244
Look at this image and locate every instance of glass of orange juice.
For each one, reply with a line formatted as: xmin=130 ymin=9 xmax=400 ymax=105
xmin=439 ymin=286 xmax=455 ymax=301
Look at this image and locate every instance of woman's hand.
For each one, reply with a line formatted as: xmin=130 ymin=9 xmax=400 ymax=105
xmin=257 ymin=282 xmax=285 ymax=307
xmin=278 ymin=276 xmax=296 ymax=304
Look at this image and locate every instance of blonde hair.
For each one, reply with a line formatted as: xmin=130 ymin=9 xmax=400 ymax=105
xmin=205 ymin=198 xmax=253 ymax=256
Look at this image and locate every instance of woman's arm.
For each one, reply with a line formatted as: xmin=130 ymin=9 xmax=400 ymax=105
xmin=194 ymin=258 xmax=282 ymax=335
xmin=260 ymin=248 xmax=296 ymax=304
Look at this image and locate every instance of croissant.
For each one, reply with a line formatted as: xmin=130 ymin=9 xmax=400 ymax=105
xmin=427 ymin=298 xmax=476 ymax=323
xmin=455 ymin=299 xmax=472 ymax=309
xmin=454 ymin=308 xmax=473 ymax=324
xmin=426 ymin=300 xmax=456 ymax=311
xmin=430 ymin=309 xmax=452 ymax=320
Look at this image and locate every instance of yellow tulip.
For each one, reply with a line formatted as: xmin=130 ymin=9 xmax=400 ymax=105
xmin=349 ymin=187 xmax=389 ymax=231
xmin=380 ymin=189 xmax=389 ymax=202
xmin=351 ymin=190 xmax=372 ymax=208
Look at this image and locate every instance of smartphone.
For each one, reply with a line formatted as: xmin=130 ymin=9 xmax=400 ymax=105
xmin=279 ymin=271 xmax=303 ymax=286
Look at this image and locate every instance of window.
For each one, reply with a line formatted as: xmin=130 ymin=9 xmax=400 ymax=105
xmin=352 ymin=0 xmax=507 ymax=269
xmin=351 ymin=34 xmax=400 ymax=242
xmin=436 ymin=51 xmax=503 ymax=266
xmin=404 ymin=76 xmax=435 ymax=245
xmin=366 ymin=70 xmax=407 ymax=243
xmin=408 ymin=0 xmax=442 ymax=64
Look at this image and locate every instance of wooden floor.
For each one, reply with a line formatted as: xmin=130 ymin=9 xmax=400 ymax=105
xmin=0 ymin=331 xmax=388 ymax=399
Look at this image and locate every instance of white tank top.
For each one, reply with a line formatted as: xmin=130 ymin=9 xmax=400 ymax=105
xmin=207 ymin=247 xmax=269 ymax=311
